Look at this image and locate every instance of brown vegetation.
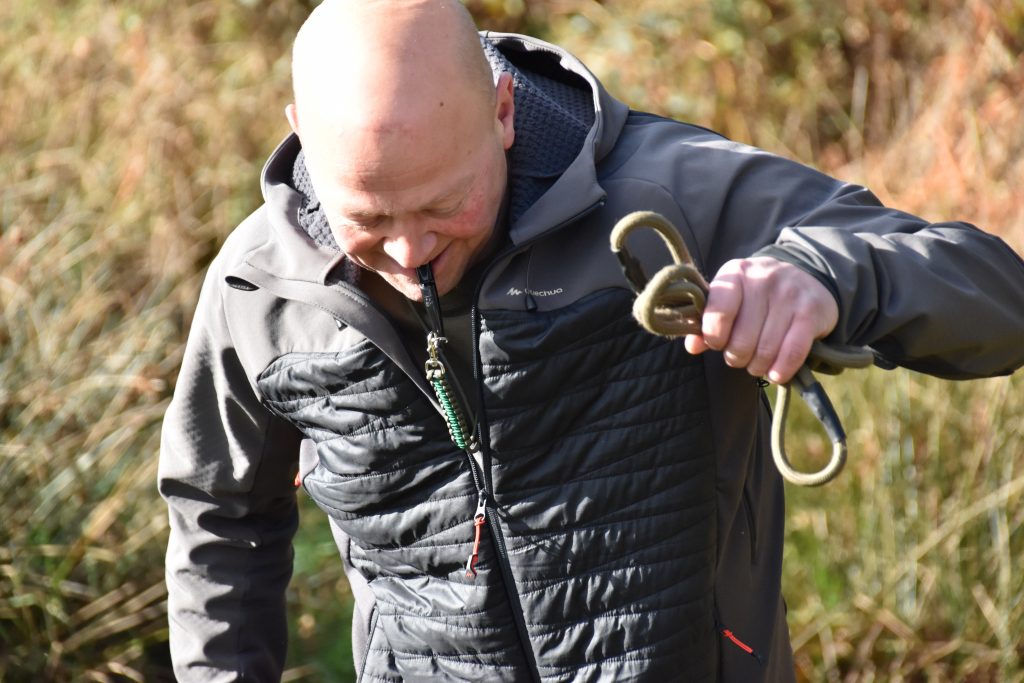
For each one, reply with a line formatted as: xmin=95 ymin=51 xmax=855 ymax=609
xmin=1 ymin=1 xmax=1020 ymax=680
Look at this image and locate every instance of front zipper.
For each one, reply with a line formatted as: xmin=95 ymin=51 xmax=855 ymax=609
xmin=414 ymin=263 xmax=541 ymax=680
xmin=414 ymin=266 xmax=490 ymax=545
xmin=462 ymin=199 xmax=607 ymax=682
xmin=398 ymin=201 xmax=603 ymax=680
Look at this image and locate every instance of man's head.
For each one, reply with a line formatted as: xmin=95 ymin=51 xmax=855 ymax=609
xmin=286 ymin=0 xmax=515 ymax=300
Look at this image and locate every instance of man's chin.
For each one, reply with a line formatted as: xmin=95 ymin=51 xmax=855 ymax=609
xmin=381 ymin=274 xmax=424 ymax=302
xmin=376 ymin=259 xmax=462 ymax=301
xmin=388 ymin=270 xmax=459 ymax=301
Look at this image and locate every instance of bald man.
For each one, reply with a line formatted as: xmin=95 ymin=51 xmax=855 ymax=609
xmin=159 ymin=1 xmax=1024 ymax=681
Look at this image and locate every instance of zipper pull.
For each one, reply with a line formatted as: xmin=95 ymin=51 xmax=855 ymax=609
xmin=465 ymin=490 xmax=488 ymax=579
xmin=416 ymin=264 xmax=445 ymax=337
xmin=719 ymin=624 xmax=763 ymax=664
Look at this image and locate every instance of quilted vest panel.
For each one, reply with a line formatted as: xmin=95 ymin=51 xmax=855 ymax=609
xmin=258 ymin=288 xmax=717 ymax=682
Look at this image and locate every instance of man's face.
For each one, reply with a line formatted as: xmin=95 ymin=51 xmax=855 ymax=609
xmin=300 ymin=78 xmax=515 ymax=300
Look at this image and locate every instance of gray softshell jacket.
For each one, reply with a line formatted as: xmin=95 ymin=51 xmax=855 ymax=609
xmin=159 ymin=32 xmax=1024 ymax=683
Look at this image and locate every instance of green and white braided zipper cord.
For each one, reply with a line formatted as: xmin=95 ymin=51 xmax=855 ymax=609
xmin=425 ymin=332 xmax=475 ymax=452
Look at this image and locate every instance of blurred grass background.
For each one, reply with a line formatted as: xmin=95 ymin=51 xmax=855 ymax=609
xmin=1 ymin=0 xmax=1021 ymax=680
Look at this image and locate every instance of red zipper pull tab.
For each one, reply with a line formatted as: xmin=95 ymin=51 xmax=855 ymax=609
xmin=465 ymin=490 xmax=488 ymax=579
xmin=720 ymin=626 xmax=763 ymax=663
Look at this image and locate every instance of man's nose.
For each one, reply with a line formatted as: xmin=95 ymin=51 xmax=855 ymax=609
xmin=381 ymin=225 xmax=438 ymax=269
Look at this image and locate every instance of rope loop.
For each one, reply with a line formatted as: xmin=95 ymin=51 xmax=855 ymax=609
xmin=610 ymin=211 xmax=874 ymax=487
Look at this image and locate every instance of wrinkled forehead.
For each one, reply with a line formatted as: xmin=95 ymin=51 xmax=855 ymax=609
xmin=314 ymin=99 xmax=488 ymax=192
xmin=303 ymin=113 xmax=500 ymax=224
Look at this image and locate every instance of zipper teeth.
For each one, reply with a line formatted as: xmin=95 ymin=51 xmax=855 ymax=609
xmin=485 ymin=503 xmax=542 ymax=681
xmin=470 ymin=300 xmax=539 ymax=680
xmin=463 ymin=200 xmax=605 ymax=682
xmin=469 ymin=302 xmax=492 ymax=491
xmin=465 ymin=451 xmax=484 ymax=493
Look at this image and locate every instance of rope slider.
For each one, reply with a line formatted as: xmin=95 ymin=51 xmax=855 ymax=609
xmin=610 ymin=211 xmax=873 ymax=486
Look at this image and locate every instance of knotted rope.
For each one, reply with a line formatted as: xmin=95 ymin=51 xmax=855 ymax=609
xmin=610 ymin=211 xmax=873 ymax=486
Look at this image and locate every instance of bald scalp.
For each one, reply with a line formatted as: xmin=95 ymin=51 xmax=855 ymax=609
xmin=290 ymin=0 xmax=495 ymax=136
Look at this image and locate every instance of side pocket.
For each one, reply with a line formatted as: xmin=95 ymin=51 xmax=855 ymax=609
xmin=713 ymin=601 xmax=764 ymax=669
xmin=740 ymin=383 xmax=772 ymax=565
xmin=741 ymin=484 xmax=758 ymax=564
xmin=356 ymin=604 xmax=379 ymax=682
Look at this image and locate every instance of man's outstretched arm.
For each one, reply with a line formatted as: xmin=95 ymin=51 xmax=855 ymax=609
xmin=661 ymin=129 xmax=1024 ymax=380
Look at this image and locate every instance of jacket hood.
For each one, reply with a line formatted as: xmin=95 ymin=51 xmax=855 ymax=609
xmin=252 ymin=32 xmax=629 ymax=285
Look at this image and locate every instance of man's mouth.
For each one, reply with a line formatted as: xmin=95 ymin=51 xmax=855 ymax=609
xmin=424 ymin=243 xmax=451 ymax=276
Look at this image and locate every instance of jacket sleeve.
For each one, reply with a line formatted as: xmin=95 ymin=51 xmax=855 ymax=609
xmin=159 ymin=257 xmax=302 ymax=682
xmin=670 ymin=132 xmax=1024 ymax=379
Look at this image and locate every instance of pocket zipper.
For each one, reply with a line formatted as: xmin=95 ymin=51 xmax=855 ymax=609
xmin=717 ymin=621 xmax=763 ymax=664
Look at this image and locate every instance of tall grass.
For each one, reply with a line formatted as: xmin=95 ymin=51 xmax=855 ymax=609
xmin=1 ymin=1 xmax=1021 ymax=680
xmin=783 ymin=370 xmax=1024 ymax=681
xmin=0 ymin=1 xmax=311 ymax=678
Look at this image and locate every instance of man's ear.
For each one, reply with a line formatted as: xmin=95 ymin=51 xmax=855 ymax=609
xmin=285 ymin=103 xmax=300 ymax=136
xmin=495 ymin=72 xmax=515 ymax=151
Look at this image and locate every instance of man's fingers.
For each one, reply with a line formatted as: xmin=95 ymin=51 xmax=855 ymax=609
xmin=685 ymin=334 xmax=709 ymax=355
xmin=719 ymin=281 xmax=770 ymax=370
xmin=744 ymin=307 xmax=792 ymax=379
xmin=705 ymin=260 xmax=771 ymax=370
xmin=767 ymin=314 xmax=817 ymax=384
xmin=701 ymin=267 xmax=743 ymax=352
xmin=683 ymin=257 xmax=838 ymax=381
xmin=679 ymin=258 xmax=839 ymax=382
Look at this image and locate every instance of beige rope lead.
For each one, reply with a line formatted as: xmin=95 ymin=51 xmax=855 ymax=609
xmin=610 ymin=211 xmax=874 ymax=487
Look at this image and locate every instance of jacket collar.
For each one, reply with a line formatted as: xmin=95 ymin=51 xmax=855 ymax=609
xmin=480 ymin=32 xmax=628 ymax=246
xmin=250 ymin=133 xmax=348 ymax=286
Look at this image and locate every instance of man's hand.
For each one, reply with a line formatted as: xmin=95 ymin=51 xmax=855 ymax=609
xmin=684 ymin=257 xmax=839 ymax=384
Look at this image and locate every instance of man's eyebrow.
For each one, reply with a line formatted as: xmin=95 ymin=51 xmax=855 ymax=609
xmin=425 ymin=184 xmax=468 ymax=205
xmin=336 ymin=173 xmax=475 ymax=222
xmin=428 ymin=173 xmax=476 ymax=206
xmin=344 ymin=208 xmax=387 ymax=220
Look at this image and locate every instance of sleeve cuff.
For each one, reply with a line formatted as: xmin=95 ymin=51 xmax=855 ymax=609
xmin=752 ymin=243 xmax=842 ymax=316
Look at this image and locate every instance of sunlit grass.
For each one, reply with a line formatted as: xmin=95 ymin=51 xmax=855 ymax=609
xmin=1 ymin=0 xmax=1021 ymax=680
xmin=0 ymin=1 xmax=309 ymax=678
xmin=781 ymin=369 xmax=1024 ymax=681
